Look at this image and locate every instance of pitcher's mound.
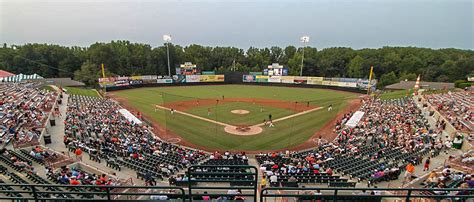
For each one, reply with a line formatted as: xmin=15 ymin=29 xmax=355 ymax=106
xmin=231 ymin=109 xmax=250 ymax=115
xmin=224 ymin=125 xmax=262 ymax=136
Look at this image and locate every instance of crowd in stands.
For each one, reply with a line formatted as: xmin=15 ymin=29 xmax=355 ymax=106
xmin=1 ymin=80 xmax=472 ymax=202
xmin=63 ymin=94 xmax=208 ymax=182
xmin=50 ymin=165 xmax=118 ymax=186
xmin=422 ymin=165 xmax=473 ymax=196
xmin=0 ymin=83 xmax=57 ymax=146
xmin=27 ymin=145 xmax=59 ymax=161
xmin=424 ymin=90 xmax=473 ymax=132
xmin=257 ymin=96 xmax=445 ymax=187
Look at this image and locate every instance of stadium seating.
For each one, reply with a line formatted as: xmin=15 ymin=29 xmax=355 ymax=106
xmin=0 ymin=83 xmax=58 ymax=147
xmin=425 ymin=91 xmax=473 ymax=132
xmin=257 ymin=97 xmax=440 ymax=187
xmin=64 ymin=94 xmax=208 ymax=184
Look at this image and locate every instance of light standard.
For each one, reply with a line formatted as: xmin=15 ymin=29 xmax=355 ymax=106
xmin=163 ymin=34 xmax=172 ymax=76
xmin=299 ymin=36 xmax=309 ymax=76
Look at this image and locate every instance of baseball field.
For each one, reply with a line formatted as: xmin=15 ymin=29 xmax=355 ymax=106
xmin=110 ymin=85 xmax=360 ymax=152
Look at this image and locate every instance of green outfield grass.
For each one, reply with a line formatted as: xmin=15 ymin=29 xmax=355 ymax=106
xmin=40 ymin=85 xmax=55 ymax=92
xmin=186 ymin=102 xmax=295 ymax=126
xmin=112 ymin=85 xmax=358 ymax=151
xmin=64 ymin=87 xmax=100 ymax=97
xmin=380 ymin=89 xmax=413 ymax=100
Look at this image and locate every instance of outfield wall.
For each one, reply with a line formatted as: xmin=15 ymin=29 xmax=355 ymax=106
xmin=101 ymin=72 xmax=368 ymax=93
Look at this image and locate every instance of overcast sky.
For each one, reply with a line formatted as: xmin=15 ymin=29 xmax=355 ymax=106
xmin=1 ymin=0 xmax=473 ymax=49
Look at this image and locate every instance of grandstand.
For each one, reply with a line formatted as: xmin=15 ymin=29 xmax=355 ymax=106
xmin=0 ymin=79 xmax=472 ymax=201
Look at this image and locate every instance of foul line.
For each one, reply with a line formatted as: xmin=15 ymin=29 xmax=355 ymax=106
xmin=154 ymin=105 xmax=324 ymax=129
xmin=254 ymin=106 xmax=324 ymax=127
xmin=154 ymin=105 xmax=231 ymax=127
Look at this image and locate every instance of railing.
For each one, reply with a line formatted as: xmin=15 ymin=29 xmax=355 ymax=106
xmin=0 ymin=184 xmax=185 ymax=201
xmin=187 ymin=165 xmax=258 ymax=201
xmin=0 ymin=184 xmax=472 ymax=201
xmin=261 ymin=187 xmax=474 ymax=202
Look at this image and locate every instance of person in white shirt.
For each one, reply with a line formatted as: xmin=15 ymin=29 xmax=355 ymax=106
xmin=269 ymin=174 xmax=278 ymax=184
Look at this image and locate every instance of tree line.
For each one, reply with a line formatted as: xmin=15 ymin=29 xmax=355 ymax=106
xmin=0 ymin=41 xmax=473 ymax=87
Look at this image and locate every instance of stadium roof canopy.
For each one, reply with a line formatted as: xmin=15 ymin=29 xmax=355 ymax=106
xmin=0 ymin=73 xmax=43 ymax=82
xmin=0 ymin=70 xmax=15 ymax=78
xmin=385 ymin=81 xmax=454 ymax=90
xmin=42 ymin=78 xmax=86 ymax=87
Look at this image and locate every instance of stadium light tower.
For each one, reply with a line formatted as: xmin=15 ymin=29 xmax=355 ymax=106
xmin=163 ymin=34 xmax=172 ymax=76
xmin=300 ymin=36 xmax=309 ymax=76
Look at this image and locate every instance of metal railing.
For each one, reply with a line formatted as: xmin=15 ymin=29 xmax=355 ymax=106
xmin=0 ymin=183 xmax=473 ymax=201
xmin=0 ymin=184 xmax=185 ymax=201
xmin=261 ymin=187 xmax=474 ymax=202
xmin=187 ymin=165 xmax=258 ymax=201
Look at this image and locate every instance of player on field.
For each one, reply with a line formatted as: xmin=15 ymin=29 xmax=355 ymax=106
xmin=268 ymin=120 xmax=275 ymax=127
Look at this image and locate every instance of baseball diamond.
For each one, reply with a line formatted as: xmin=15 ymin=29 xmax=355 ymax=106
xmin=109 ymin=85 xmax=359 ymax=151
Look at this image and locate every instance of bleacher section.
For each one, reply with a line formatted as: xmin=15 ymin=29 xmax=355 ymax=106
xmin=0 ymin=83 xmax=58 ymax=147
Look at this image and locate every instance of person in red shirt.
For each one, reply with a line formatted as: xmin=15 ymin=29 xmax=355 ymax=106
xmin=271 ymin=164 xmax=279 ymax=170
xmin=99 ymin=174 xmax=107 ymax=183
xmin=74 ymin=148 xmax=83 ymax=161
xmin=70 ymin=177 xmax=81 ymax=185
xmin=326 ymin=167 xmax=333 ymax=176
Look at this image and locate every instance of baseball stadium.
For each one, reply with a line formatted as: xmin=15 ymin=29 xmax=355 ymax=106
xmin=1 ymin=0 xmax=474 ymax=201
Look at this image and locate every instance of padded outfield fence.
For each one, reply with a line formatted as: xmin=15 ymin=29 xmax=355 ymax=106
xmin=102 ymin=72 xmax=367 ymax=94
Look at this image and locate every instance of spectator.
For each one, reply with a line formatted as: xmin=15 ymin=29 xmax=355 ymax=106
xmin=423 ymin=157 xmax=431 ymax=171
xmin=74 ymin=148 xmax=83 ymax=161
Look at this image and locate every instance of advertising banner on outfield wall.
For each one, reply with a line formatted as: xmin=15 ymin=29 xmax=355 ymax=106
xmin=256 ymin=75 xmax=269 ymax=83
xmin=268 ymin=76 xmax=281 ymax=83
xmin=130 ymin=76 xmax=141 ymax=80
xmin=115 ymin=79 xmax=130 ymax=86
xmin=129 ymin=80 xmax=143 ymax=85
xmin=199 ymin=75 xmax=225 ymax=82
xmin=307 ymin=77 xmax=323 ymax=85
xmin=172 ymin=75 xmax=186 ymax=83
xmin=117 ymin=76 xmax=129 ymax=80
xmin=156 ymin=78 xmax=173 ymax=83
xmin=322 ymin=81 xmax=331 ymax=86
xmin=141 ymin=75 xmax=157 ymax=80
xmin=201 ymin=71 xmax=215 ymax=75
xmin=186 ymin=75 xmax=200 ymax=83
xmin=337 ymin=81 xmax=357 ymax=88
xmin=281 ymin=76 xmax=295 ymax=84
xmin=356 ymin=79 xmax=377 ymax=90
xmin=294 ymin=76 xmax=308 ymax=84
xmin=98 ymin=77 xmax=116 ymax=87
xmin=249 ymin=72 xmax=263 ymax=75
xmin=243 ymin=75 xmax=256 ymax=82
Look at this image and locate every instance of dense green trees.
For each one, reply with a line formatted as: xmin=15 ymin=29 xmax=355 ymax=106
xmin=0 ymin=41 xmax=473 ymax=87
